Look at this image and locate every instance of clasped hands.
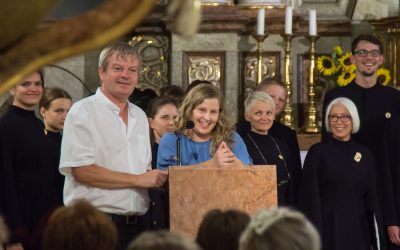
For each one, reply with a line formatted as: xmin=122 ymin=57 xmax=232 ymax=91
xmin=212 ymin=141 xmax=242 ymax=167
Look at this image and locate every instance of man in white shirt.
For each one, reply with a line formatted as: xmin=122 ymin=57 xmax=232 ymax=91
xmin=60 ymin=42 xmax=168 ymax=250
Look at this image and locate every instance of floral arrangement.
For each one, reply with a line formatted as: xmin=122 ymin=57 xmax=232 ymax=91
xmin=316 ymin=46 xmax=391 ymax=87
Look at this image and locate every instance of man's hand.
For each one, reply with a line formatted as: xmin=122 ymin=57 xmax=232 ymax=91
xmin=139 ymin=170 xmax=168 ymax=188
xmin=388 ymin=226 xmax=400 ymax=246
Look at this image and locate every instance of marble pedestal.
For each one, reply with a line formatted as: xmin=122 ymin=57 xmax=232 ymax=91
xmin=169 ymin=165 xmax=277 ymax=238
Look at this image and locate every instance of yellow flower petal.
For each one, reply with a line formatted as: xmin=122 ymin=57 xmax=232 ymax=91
xmin=376 ymin=68 xmax=391 ymax=86
xmin=317 ymin=56 xmax=337 ymax=76
xmin=337 ymin=71 xmax=355 ymax=87
xmin=338 ymin=52 xmax=354 ymax=72
xmin=333 ymin=46 xmax=343 ymax=56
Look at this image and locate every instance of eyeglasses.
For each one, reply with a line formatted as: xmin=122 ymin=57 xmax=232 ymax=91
xmin=353 ymin=50 xmax=381 ymax=57
xmin=328 ymin=114 xmax=351 ymax=122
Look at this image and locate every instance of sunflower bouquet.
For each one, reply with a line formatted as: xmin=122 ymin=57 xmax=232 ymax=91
xmin=316 ymin=46 xmax=391 ymax=86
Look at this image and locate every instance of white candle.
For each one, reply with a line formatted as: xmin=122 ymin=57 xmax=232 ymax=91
xmin=309 ymin=9 xmax=317 ymax=36
xmin=285 ymin=6 xmax=293 ymax=35
xmin=257 ymin=8 xmax=265 ymax=35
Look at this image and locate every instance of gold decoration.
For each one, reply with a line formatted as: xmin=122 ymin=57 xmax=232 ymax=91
xmin=251 ymin=34 xmax=269 ymax=87
xmin=188 ymin=56 xmax=222 ymax=88
xmin=280 ymin=34 xmax=295 ymax=129
xmin=303 ymin=36 xmax=320 ymax=133
xmin=243 ymin=54 xmax=277 ymax=96
xmin=354 ymin=152 xmax=362 ymax=162
xmin=129 ymin=35 xmax=169 ymax=91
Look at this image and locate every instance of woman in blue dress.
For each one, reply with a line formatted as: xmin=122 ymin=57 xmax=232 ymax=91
xmin=157 ymin=83 xmax=251 ymax=169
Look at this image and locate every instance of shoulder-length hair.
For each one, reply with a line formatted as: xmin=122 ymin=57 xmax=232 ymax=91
xmin=324 ymin=97 xmax=360 ymax=134
xmin=176 ymin=83 xmax=233 ymax=155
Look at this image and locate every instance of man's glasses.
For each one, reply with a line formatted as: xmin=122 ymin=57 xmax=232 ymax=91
xmin=328 ymin=114 xmax=351 ymax=122
xmin=353 ymin=50 xmax=381 ymax=57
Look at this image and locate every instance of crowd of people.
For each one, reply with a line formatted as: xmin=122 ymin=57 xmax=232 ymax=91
xmin=0 ymin=33 xmax=400 ymax=250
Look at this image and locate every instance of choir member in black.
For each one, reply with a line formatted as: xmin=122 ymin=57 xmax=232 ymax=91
xmin=241 ymin=91 xmax=293 ymax=206
xmin=321 ymin=34 xmax=400 ymax=249
xmin=144 ymin=97 xmax=178 ymax=230
xmin=39 ymin=87 xmax=72 ymax=205
xmin=0 ymin=71 xmax=60 ymax=250
xmin=299 ymin=97 xmax=383 ymax=250
xmin=236 ymin=78 xmax=301 ymax=204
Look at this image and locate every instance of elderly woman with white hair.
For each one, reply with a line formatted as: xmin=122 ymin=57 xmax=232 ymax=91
xmin=241 ymin=91 xmax=294 ymax=206
xmin=298 ymin=97 xmax=383 ymax=250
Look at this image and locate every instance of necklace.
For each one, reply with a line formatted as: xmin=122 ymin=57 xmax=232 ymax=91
xmin=246 ymin=132 xmax=291 ymax=185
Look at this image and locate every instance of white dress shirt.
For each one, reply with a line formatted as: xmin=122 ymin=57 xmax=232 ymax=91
xmin=60 ymin=88 xmax=151 ymax=215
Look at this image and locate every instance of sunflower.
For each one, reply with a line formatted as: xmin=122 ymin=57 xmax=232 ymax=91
xmin=333 ymin=46 xmax=343 ymax=56
xmin=376 ymin=68 xmax=391 ymax=86
xmin=338 ymin=52 xmax=355 ymax=72
xmin=337 ymin=71 xmax=356 ymax=87
xmin=317 ymin=56 xmax=337 ymax=76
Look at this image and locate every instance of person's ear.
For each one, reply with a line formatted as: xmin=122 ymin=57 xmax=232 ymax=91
xmin=244 ymin=113 xmax=250 ymax=122
xmin=40 ymin=107 xmax=46 ymax=119
xmin=148 ymin=118 xmax=154 ymax=128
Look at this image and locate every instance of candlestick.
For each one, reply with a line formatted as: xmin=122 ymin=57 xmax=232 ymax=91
xmin=309 ymin=9 xmax=317 ymax=36
xmin=303 ymin=35 xmax=320 ymax=133
xmin=251 ymin=33 xmax=268 ymax=87
xmin=257 ymin=8 xmax=265 ymax=35
xmin=285 ymin=6 xmax=293 ymax=35
xmin=280 ymin=34 xmax=295 ymax=129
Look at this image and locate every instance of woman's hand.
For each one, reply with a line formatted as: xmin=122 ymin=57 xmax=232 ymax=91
xmin=388 ymin=226 xmax=400 ymax=246
xmin=212 ymin=141 xmax=238 ymax=167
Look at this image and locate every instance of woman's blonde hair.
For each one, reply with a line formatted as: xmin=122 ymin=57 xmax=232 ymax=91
xmin=177 ymin=83 xmax=233 ymax=155
xmin=239 ymin=208 xmax=320 ymax=250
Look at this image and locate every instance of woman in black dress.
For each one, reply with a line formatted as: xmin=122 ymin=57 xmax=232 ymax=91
xmin=298 ymin=97 xmax=383 ymax=250
xmin=241 ymin=91 xmax=293 ymax=206
xmin=39 ymin=87 xmax=72 ymax=205
xmin=144 ymin=97 xmax=178 ymax=230
xmin=0 ymin=71 xmax=59 ymax=250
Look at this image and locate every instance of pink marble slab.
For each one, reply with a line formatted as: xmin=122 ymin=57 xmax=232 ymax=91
xmin=169 ymin=165 xmax=277 ymax=238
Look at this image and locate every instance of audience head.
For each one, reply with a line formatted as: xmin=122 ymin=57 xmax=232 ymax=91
xmin=196 ymin=209 xmax=251 ymax=250
xmin=39 ymin=87 xmax=72 ymax=132
xmin=178 ymin=83 xmax=232 ymax=154
xmin=42 ymin=199 xmax=117 ymax=250
xmin=324 ymin=97 xmax=360 ymax=140
xmin=160 ymin=85 xmax=185 ymax=106
xmin=351 ymin=34 xmax=383 ymax=55
xmin=98 ymin=42 xmax=140 ymax=101
xmin=244 ymin=91 xmax=275 ymax=135
xmin=0 ymin=216 xmax=9 ymax=249
xmin=9 ymin=70 xmax=44 ymax=110
xmin=127 ymin=230 xmax=201 ymax=250
xmin=256 ymin=78 xmax=286 ymax=115
xmin=239 ymin=208 xmax=320 ymax=250
xmin=146 ymin=97 xmax=178 ymax=144
xmin=185 ymin=79 xmax=213 ymax=95
xmin=130 ymin=88 xmax=158 ymax=112
xmin=350 ymin=34 xmax=384 ymax=79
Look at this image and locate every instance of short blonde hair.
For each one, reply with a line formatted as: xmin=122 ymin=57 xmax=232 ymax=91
xmin=324 ymin=97 xmax=360 ymax=134
xmin=244 ymin=91 xmax=275 ymax=114
xmin=239 ymin=208 xmax=320 ymax=250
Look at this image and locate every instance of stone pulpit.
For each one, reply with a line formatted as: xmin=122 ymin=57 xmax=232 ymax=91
xmin=169 ymin=165 xmax=277 ymax=237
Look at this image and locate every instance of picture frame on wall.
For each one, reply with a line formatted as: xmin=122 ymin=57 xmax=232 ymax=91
xmin=182 ymin=51 xmax=225 ymax=91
